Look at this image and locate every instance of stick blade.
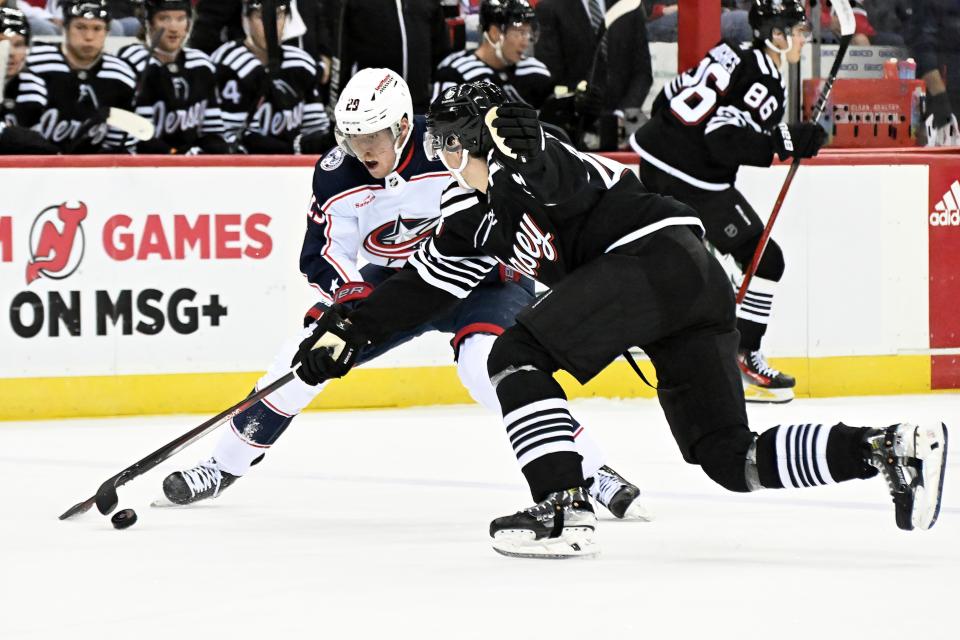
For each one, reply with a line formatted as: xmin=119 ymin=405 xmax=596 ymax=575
xmin=107 ymin=108 xmax=155 ymax=141
xmin=831 ymin=0 xmax=857 ymax=37
xmin=95 ymin=479 xmax=119 ymax=515
xmin=59 ymin=496 xmax=95 ymax=520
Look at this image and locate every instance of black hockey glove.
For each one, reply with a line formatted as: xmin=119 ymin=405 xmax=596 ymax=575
xmin=0 ymin=124 xmax=59 ymax=154
xmin=136 ymin=138 xmax=175 ymax=154
xmin=926 ymin=91 xmax=954 ymax=129
xmin=196 ymin=134 xmax=230 ymax=154
xmin=772 ymin=122 xmax=828 ymax=161
xmin=268 ymin=77 xmax=302 ymax=111
xmin=485 ymin=103 xmax=545 ymax=162
xmin=924 ymin=92 xmax=960 ymax=146
xmin=292 ymin=303 xmax=369 ymax=385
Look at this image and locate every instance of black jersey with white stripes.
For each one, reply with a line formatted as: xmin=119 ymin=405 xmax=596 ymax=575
xmin=347 ymin=136 xmax=702 ymax=346
xmin=118 ymin=44 xmax=226 ymax=153
xmin=432 ymin=51 xmax=553 ymax=108
xmin=630 ymin=40 xmax=786 ymax=192
xmin=14 ymin=43 xmax=137 ymax=153
xmin=212 ymin=40 xmax=329 ymax=153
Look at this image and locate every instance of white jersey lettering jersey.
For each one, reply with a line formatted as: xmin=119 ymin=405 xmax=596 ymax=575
xmin=300 ymin=115 xmax=450 ymax=302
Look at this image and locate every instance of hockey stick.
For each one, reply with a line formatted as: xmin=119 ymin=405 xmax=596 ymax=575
xmin=107 ymin=107 xmax=155 ymax=140
xmin=735 ymin=0 xmax=855 ymax=304
xmin=575 ymin=0 xmax=642 ymax=146
xmin=133 ymin=26 xmax=166 ymax=102
xmin=261 ymin=0 xmax=282 ymax=75
xmin=0 ymin=39 xmax=9 ymax=103
xmin=58 ymin=371 xmax=296 ymax=520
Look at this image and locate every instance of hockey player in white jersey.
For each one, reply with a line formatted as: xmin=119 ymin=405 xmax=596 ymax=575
xmin=161 ymin=68 xmax=651 ymax=522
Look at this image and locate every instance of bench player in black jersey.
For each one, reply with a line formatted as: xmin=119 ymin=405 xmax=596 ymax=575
xmin=630 ymin=0 xmax=827 ymax=403
xmin=14 ymin=0 xmax=137 ymax=153
xmin=212 ymin=0 xmax=330 ymax=154
xmin=291 ymin=82 xmax=947 ymax=558
xmin=118 ymin=0 xmax=228 ymax=155
xmin=432 ymin=0 xmax=552 ymax=108
xmin=0 ymin=7 xmax=57 ymax=153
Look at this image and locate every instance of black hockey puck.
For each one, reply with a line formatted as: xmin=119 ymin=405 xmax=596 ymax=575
xmin=111 ymin=508 xmax=138 ymax=530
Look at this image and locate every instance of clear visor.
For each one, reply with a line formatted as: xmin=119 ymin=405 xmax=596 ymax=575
xmin=423 ymin=129 xmax=464 ymax=163
xmin=504 ymin=21 xmax=539 ymax=45
xmin=336 ymin=126 xmax=397 ymax=157
xmin=791 ymin=20 xmax=812 ymax=38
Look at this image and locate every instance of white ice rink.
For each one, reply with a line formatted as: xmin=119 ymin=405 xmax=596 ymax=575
xmin=2 ymin=394 xmax=958 ymax=639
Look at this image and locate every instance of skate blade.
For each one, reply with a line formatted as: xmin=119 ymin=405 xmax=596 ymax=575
xmin=150 ymin=496 xmax=179 ymax=508
xmin=491 ymin=528 xmax=599 ymax=559
xmin=743 ymin=383 xmax=794 ymax=404
xmin=619 ymin=498 xmax=654 ymax=522
xmin=912 ymin=422 xmax=949 ymax=531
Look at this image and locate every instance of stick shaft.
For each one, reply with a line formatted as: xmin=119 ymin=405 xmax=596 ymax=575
xmin=59 ymin=371 xmax=296 ymax=520
xmin=735 ymin=35 xmax=852 ymax=304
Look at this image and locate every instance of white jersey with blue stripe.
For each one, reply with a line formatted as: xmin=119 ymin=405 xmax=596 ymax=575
xmin=300 ymin=115 xmax=450 ymax=303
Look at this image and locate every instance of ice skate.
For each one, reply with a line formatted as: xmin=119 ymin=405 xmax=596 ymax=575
xmin=865 ymin=422 xmax=949 ymax=531
xmin=489 ymin=487 xmax=598 ymax=559
xmin=590 ymin=465 xmax=653 ymax=521
xmin=738 ymin=349 xmax=795 ymax=404
xmin=160 ymin=457 xmax=238 ymax=506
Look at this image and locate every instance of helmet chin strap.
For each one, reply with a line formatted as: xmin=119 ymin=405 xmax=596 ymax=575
xmin=484 ymin=32 xmax=508 ymax=65
xmin=440 ymin=149 xmax=472 ymax=190
xmin=389 ymin=116 xmax=413 ymax=173
xmin=765 ymin=30 xmax=792 ymax=54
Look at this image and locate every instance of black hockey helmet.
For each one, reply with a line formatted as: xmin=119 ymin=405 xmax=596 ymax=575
xmin=424 ymin=81 xmax=507 ymax=160
xmin=144 ymin=0 xmax=192 ymax=20
xmin=0 ymin=7 xmax=30 ymax=43
xmin=479 ymin=0 xmax=538 ymax=35
xmin=62 ymin=0 xmax=111 ymax=24
xmin=749 ymin=0 xmax=809 ymax=45
xmin=242 ymin=0 xmax=292 ymax=17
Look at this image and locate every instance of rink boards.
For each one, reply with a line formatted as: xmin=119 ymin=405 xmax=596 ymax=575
xmin=0 ymin=151 xmax=958 ymax=420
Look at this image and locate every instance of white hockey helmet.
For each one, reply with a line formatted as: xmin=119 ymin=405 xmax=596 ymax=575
xmin=334 ymin=68 xmax=414 ymax=166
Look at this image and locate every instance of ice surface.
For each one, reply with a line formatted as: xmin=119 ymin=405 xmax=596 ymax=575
xmin=2 ymin=395 xmax=958 ymax=639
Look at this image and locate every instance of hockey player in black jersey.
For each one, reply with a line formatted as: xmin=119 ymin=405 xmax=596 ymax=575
xmin=212 ymin=0 xmax=330 ymax=154
xmin=293 ymin=82 xmax=948 ymax=558
xmin=432 ymin=0 xmax=552 ymax=108
xmin=0 ymin=7 xmax=57 ymax=154
xmin=118 ymin=0 xmax=228 ymax=154
xmin=14 ymin=0 xmax=137 ymax=153
xmin=160 ymin=69 xmax=650 ymax=523
xmin=631 ymin=0 xmax=826 ymax=403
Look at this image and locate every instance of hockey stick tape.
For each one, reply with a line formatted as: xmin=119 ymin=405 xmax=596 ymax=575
xmin=831 ymin=0 xmax=856 ymax=37
xmin=484 ymin=107 xmax=517 ymax=160
xmin=311 ymin=332 xmax=346 ymax=359
xmin=107 ymin=108 xmax=155 ymax=141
